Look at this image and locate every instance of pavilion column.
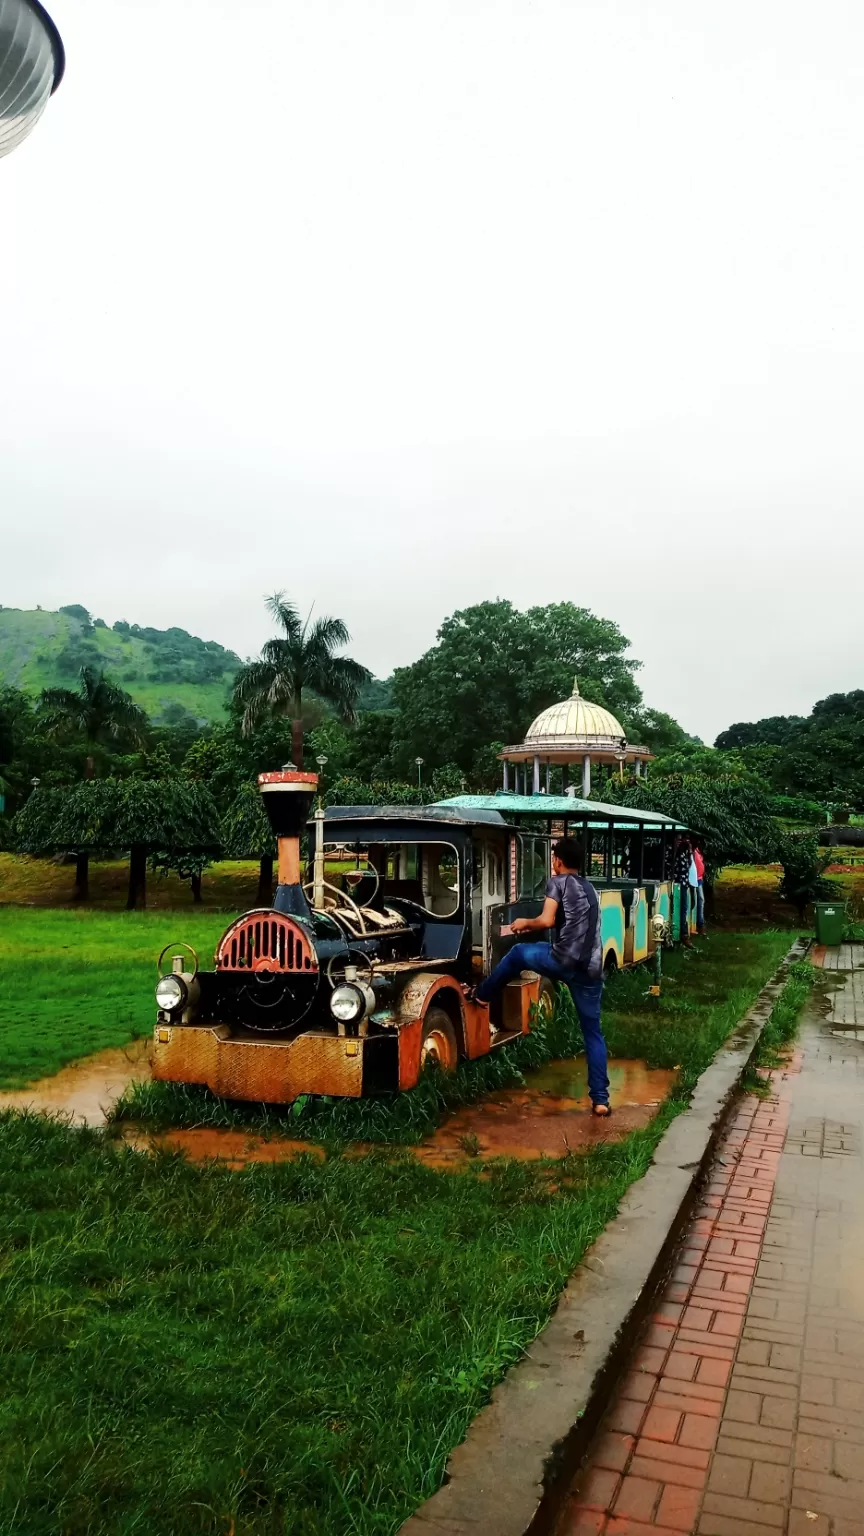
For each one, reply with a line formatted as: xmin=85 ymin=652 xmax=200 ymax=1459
xmin=503 ymin=760 xmax=510 ymax=791
xmin=582 ymin=753 xmax=592 ymax=797
xmin=532 ymin=755 xmax=540 ymax=795
xmin=562 ymin=763 xmax=569 ymax=795
xmin=545 ymin=763 xmax=551 ymax=793
xmin=635 ymin=759 xmax=643 ymax=778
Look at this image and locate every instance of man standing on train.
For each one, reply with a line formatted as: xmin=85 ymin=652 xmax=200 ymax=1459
xmin=472 ymin=837 xmax=611 ymax=1118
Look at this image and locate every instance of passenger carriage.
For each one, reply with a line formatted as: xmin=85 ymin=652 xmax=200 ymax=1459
xmin=152 ymin=769 xmax=688 ymax=1106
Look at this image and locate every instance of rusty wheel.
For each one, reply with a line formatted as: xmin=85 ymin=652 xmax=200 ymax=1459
xmin=420 ymin=1008 xmax=459 ymax=1073
xmin=536 ymin=978 xmax=558 ymax=1023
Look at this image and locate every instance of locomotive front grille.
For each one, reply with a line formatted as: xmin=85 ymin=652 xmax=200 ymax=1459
xmin=216 ymin=912 xmax=317 ymax=974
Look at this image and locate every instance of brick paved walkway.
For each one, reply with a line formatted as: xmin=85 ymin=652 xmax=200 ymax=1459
xmin=558 ymin=948 xmax=864 ymax=1536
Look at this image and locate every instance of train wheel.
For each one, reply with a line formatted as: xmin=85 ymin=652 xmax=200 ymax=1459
xmin=420 ymin=1008 xmax=459 ymax=1073
xmin=537 ymin=979 xmax=558 ymax=1023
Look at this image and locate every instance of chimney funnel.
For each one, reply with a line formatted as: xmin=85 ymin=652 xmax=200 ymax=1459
xmin=258 ymin=768 xmax=319 ymax=917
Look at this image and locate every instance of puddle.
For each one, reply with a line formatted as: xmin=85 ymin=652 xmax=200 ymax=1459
xmin=0 ymin=1043 xmax=675 ymax=1168
xmin=414 ymin=1058 xmax=676 ymax=1167
xmin=122 ymin=1127 xmax=326 ymax=1167
xmin=0 ymin=1039 xmax=152 ymax=1126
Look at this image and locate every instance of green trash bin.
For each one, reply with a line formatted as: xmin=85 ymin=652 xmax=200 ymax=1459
xmin=814 ymin=902 xmax=845 ymax=946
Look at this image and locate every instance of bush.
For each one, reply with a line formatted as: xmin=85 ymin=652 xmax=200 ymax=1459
xmin=777 ymin=831 xmax=838 ymax=919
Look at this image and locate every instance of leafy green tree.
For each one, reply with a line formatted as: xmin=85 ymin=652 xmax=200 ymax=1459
xmin=13 ymin=777 xmax=220 ymax=907
xmin=220 ymin=782 xmax=277 ymax=904
xmin=714 ymin=693 xmax=864 ymax=809
xmin=608 ymin=772 xmax=778 ymax=890
xmin=777 ymin=831 xmax=838 ymax=920
xmin=39 ymin=667 xmax=149 ymax=779
xmin=388 ymin=600 xmax=642 ymax=776
xmin=232 ymin=594 xmax=371 ymax=767
xmin=58 ymin=604 xmax=93 ymax=631
xmin=628 ymin=708 xmax=694 ymax=755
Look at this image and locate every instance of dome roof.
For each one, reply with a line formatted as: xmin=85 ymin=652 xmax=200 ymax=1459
xmin=524 ymin=678 xmax=625 ymax=745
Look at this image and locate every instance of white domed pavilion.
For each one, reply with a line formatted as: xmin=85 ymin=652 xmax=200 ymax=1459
xmin=500 ymin=678 xmax=651 ymax=797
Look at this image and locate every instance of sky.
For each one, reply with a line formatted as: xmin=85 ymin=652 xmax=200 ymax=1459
xmin=2 ymin=0 xmax=863 ymax=745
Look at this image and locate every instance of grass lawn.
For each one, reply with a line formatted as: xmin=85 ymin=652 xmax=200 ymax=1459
xmin=0 ymin=934 xmax=803 ymax=1536
xmin=0 ymin=909 xmax=227 ymax=1089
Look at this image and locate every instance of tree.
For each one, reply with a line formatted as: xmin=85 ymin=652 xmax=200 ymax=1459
xmin=608 ymin=772 xmax=778 ymax=888
xmin=777 ymin=831 xmax=838 ymax=920
xmin=58 ymin=604 xmax=93 ymax=631
xmin=220 ymin=782 xmax=277 ymax=904
xmin=14 ymin=780 xmax=118 ymax=901
xmin=39 ymin=667 xmax=149 ymax=780
xmin=232 ymin=594 xmax=371 ymax=767
xmin=713 ymin=693 xmax=864 ymax=810
xmin=13 ymin=777 xmax=221 ymax=908
xmin=388 ymin=600 xmax=643 ymax=777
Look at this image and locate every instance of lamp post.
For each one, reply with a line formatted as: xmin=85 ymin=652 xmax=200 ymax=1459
xmin=415 ymin=757 xmax=424 ymax=791
xmin=0 ymin=0 xmax=65 ymax=159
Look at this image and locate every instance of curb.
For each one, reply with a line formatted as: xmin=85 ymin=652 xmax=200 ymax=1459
xmin=400 ymin=936 xmax=811 ymax=1536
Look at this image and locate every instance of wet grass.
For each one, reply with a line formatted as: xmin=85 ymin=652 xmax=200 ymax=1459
xmin=742 ymin=959 xmax=816 ymax=1088
xmin=0 ymin=1108 xmax=673 ymax=1536
xmin=0 ymin=909 xmax=227 ymax=1088
xmin=0 ymin=930 xmax=799 ymax=1534
xmin=116 ymin=932 xmax=793 ymax=1144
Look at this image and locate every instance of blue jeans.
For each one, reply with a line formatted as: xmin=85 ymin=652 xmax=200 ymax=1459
xmin=696 ymin=882 xmax=705 ymax=931
xmin=679 ymin=884 xmax=691 ymax=941
xmin=476 ymin=942 xmax=610 ymax=1106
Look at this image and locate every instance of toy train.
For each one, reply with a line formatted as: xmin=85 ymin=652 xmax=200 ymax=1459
xmin=152 ymin=770 xmax=690 ymax=1104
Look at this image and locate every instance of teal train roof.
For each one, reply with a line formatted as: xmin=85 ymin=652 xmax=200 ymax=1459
xmin=434 ymin=793 xmax=687 ymax=830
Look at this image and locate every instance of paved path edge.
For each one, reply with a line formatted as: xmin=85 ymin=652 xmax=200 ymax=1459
xmin=399 ymin=936 xmax=811 ymax=1536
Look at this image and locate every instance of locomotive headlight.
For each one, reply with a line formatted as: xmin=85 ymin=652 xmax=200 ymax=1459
xmin=330 ymin=984 xmax=364 ymax=1023
xmin=155 ymin=974 xmax=187 ymax=1012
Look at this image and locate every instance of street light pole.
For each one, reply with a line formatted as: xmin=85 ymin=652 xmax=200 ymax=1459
xmin=415 ymin=757 xmax=424 ymax=792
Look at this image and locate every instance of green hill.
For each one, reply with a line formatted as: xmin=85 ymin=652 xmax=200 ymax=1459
xmin=0 ymin=606 xmax=240 ymax=724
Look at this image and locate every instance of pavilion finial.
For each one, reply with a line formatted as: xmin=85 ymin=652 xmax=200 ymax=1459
xmin=572 ymin=675 xmax=581 ymax=698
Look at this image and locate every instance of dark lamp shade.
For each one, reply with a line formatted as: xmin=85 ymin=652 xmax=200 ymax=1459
xmin=0 ymin=0 xmax=64 ymax=159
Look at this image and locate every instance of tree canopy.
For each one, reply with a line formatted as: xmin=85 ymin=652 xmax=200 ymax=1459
xmin=715 ymin=691 xmax=864 ymax=810
xmin=388 ymin=600 xmax=643 ymax=777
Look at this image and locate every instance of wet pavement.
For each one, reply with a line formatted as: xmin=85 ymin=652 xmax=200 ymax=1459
xmin=0 ymin=1038 xmax=152 ymax=1126
xmin=559 ymin=944 xmax=864 ymax=1536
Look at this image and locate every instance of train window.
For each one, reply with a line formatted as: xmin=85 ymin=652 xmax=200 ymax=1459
xmin=422 ymin=845 xmax=460 ymax=916
xmin=643 ymin=834 xmax=663 ymax=879
xmin=588 ymin=831 xmax=608 ymax=882
xmin=487 ymin=847 xmax=503 ymax=897
xmin=612 ymin=832 xmax=634 ymax=880
xmin=518 ymin=836 xmax=548 ymax=899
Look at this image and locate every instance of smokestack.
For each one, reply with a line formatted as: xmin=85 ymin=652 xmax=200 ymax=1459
xmin=258 ymin=766 xmax=319 ymax=917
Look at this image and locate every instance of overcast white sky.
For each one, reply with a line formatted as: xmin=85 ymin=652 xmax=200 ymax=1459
xmin=2 ymin=0 xmax=862 ymax=743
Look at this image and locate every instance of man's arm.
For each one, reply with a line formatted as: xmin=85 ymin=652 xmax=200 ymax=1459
xmin=512 ymin=897 xmax=559 ymax=934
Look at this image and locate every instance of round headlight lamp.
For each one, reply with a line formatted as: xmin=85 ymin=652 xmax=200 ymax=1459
xmin=330 ymin=984 xmax=364 ymax=1024
xmin=155 ymin=974 xmax=187 ymax=1012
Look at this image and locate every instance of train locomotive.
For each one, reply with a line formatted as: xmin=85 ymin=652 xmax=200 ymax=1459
xmin=152 ymin=768 xmax=687 ymax=1105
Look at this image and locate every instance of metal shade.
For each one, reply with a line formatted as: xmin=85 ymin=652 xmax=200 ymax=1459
xmin=0 ymin=0 xmax=64 ymax=159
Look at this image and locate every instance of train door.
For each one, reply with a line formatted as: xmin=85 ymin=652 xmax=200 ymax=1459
xmin=470 ymin=835 xmax=508 ymax=952
xmin=485 ymin=833 xmax=551 ymax=974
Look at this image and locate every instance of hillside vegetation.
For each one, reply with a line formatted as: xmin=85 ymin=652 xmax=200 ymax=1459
xmin=0 ymin=605 xmax=239 ymax=723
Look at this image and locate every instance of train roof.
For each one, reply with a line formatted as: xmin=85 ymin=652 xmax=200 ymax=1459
xmin=435 ymin=793 xmax=687 ymax=830
xmin=320 ymin=804 xmax=509 ymax=829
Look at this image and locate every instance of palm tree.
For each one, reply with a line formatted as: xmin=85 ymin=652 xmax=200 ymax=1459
xmin=233 ymin=595 xmax=371 ymax=766
xmin=39 ymin=668 xmax=149 ymax=900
